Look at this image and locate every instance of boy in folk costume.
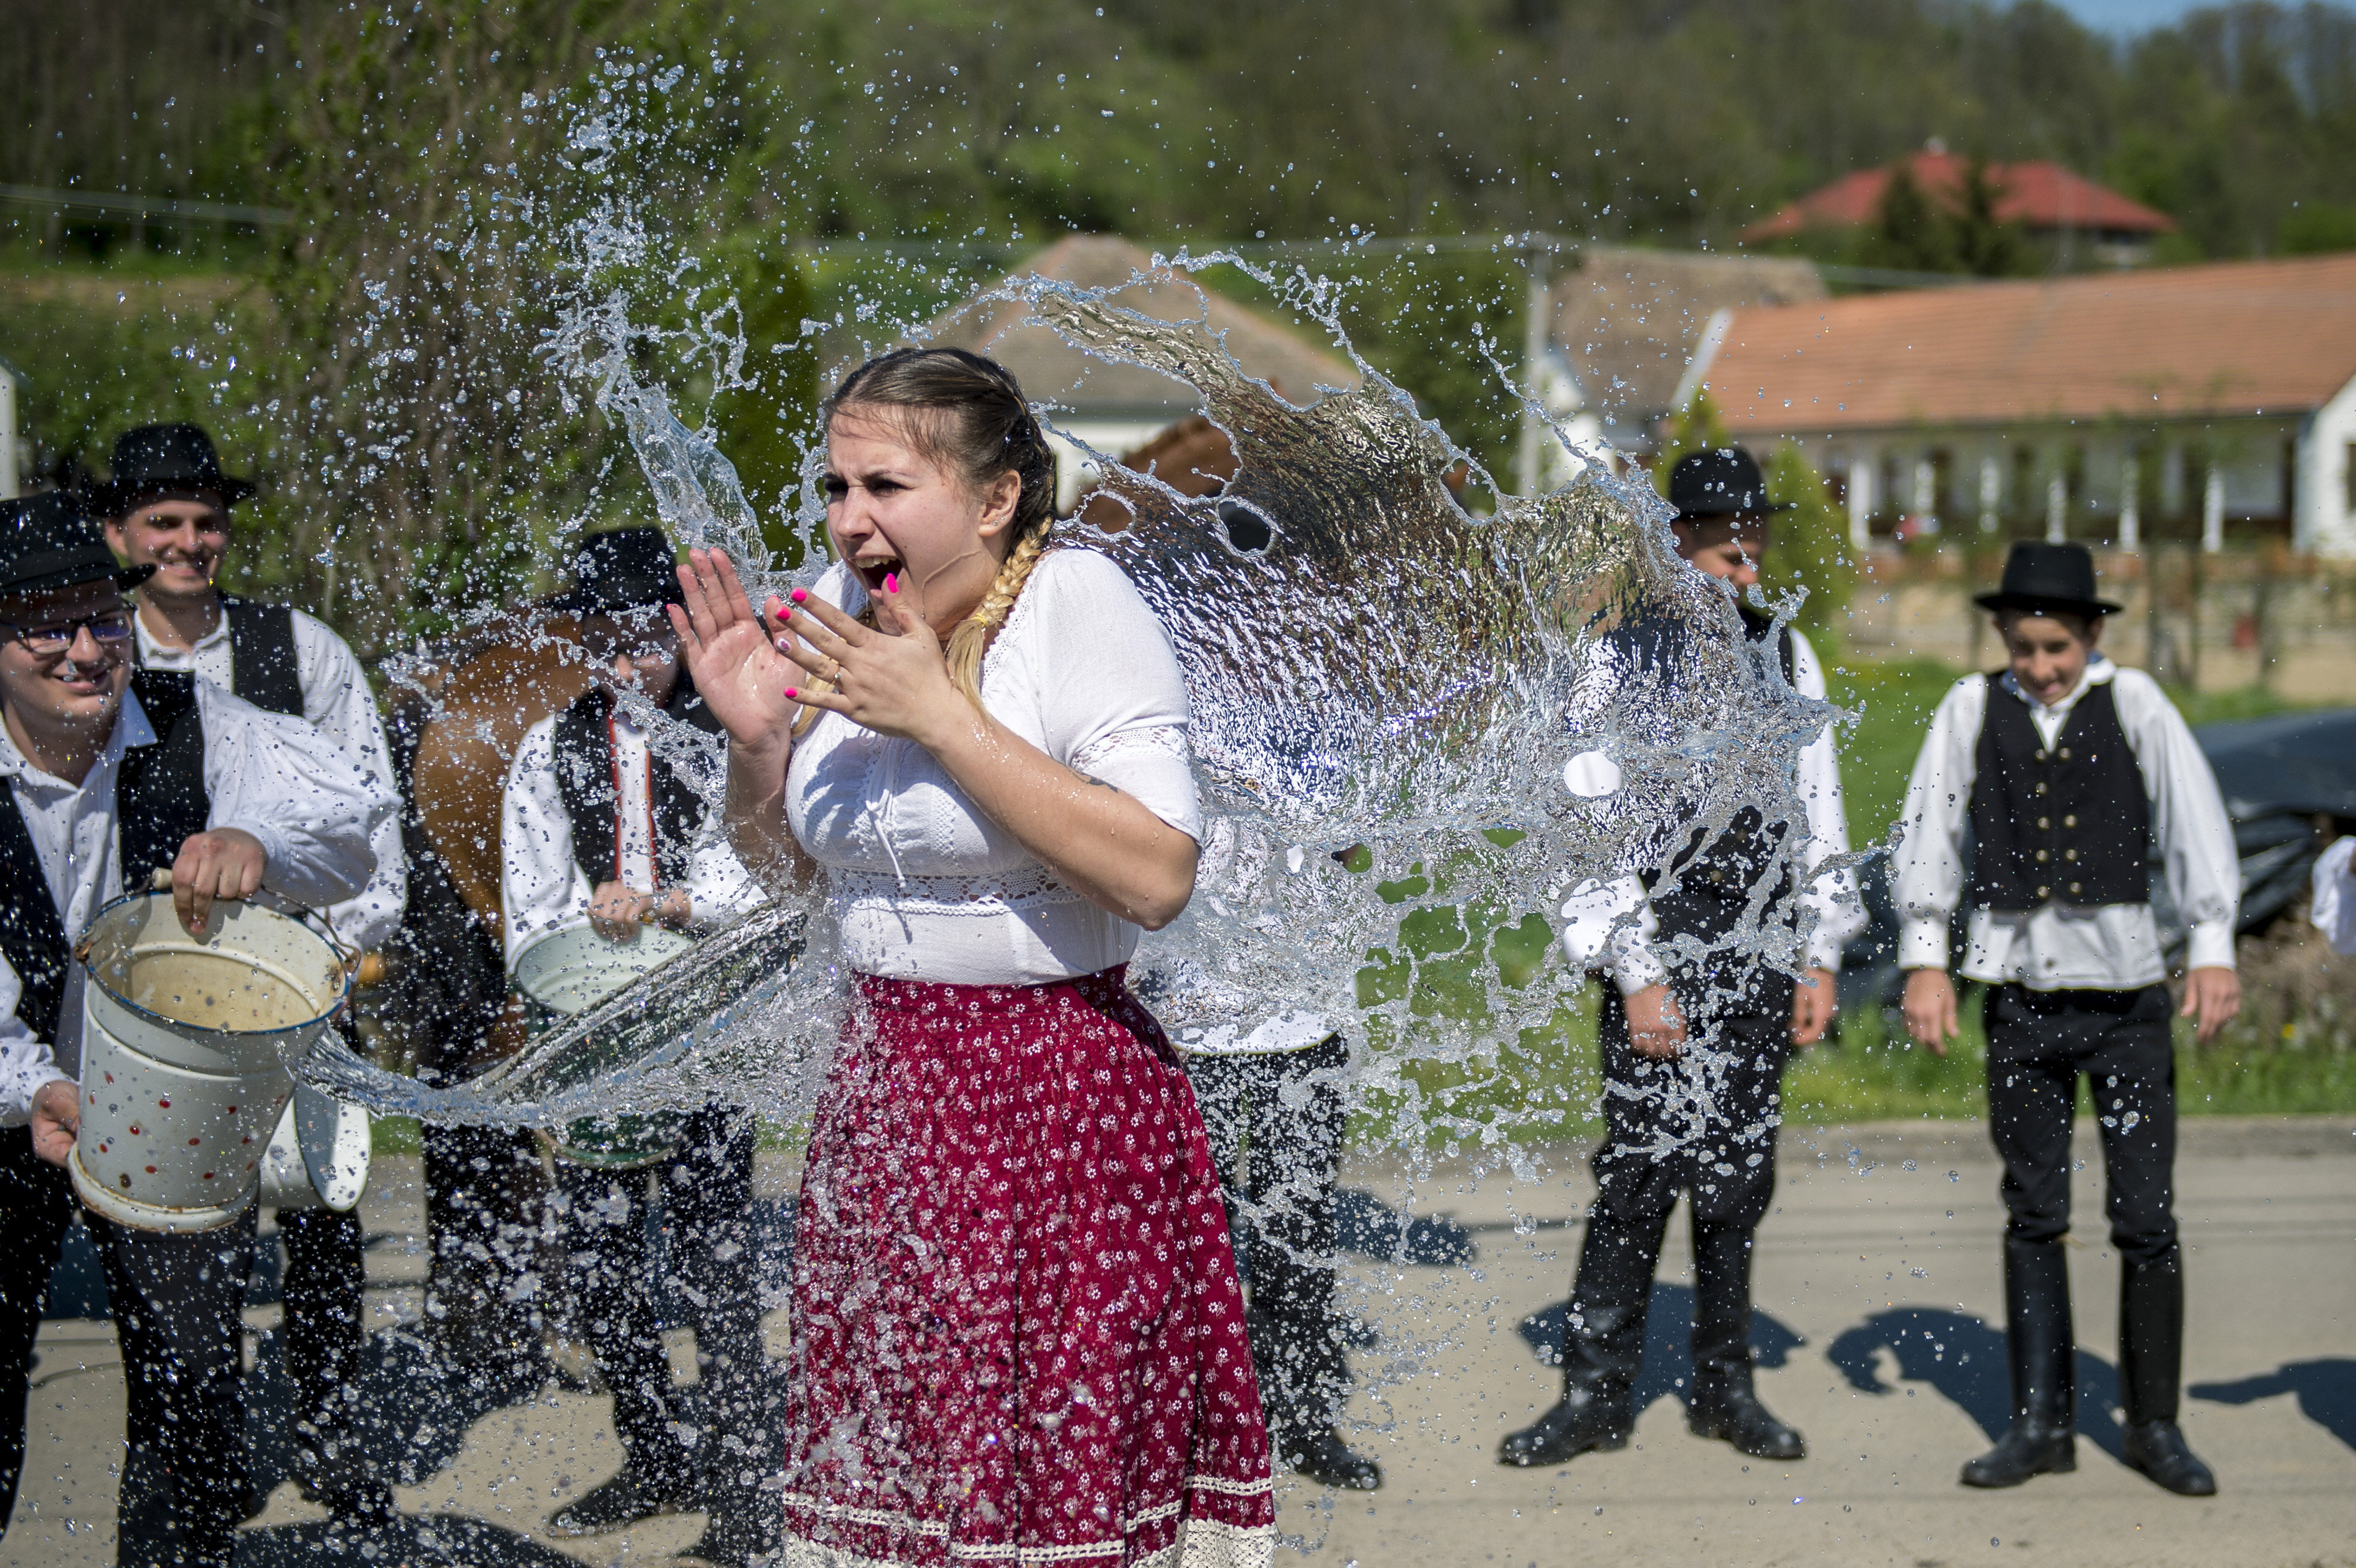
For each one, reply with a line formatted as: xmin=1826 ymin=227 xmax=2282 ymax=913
xmin=96 ymin=421 xmax=408 ymax=1522
xmin=1501 ymin=448 xmax=1862 ymax=1470
xmin=1895 ymin=541 xmax=2239 ymax=1496
xmin=498 ymin=526 xmax=770 ymax=1564
xmin=0 ymin=492 xmax=392 ymax=1564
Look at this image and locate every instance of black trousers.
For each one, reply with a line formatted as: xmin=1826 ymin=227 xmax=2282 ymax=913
xmin=421 ymin=1123 xmax=550 ymax=1374
xmin=1186 ymin=1036 xmax=1353 ymax=1434
xmin=1984 ymin=984 xmax=2178 ymax=1266
xmin=275 ymin=1205 xmax=369 ymax=1496
xmin=0 ymin=1127 xmax=73 ymax=1535
xmin=551 ymin=1108 xmax=768 ymax=1521
xmin=1591 ymin=978 xmax=1794 ymax=1237
xmin=93 ymin=1208 xmax=258 ymax=1568
xmin=1562 ymin=975 xmax=1795 ymax=1384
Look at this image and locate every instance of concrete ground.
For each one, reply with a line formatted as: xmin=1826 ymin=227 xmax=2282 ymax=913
xmin=5 ymin=1116 xmax=2352 ymax=1567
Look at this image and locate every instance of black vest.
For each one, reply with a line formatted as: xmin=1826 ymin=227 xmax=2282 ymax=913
xmin=1631 ymin=605 xmax=1801 ymax=944
xmin=223 ymin=599 xmax=304 ymax=718
xmin=129 ymin=598 xmax=303 ymax=718
xmin=550 ymin=683 xmax=723 ymax=888
xmin=0 ymin=671 xmax=214 ymax=1042
xmin=1969 ymin=676 xmax=2151 ymax=911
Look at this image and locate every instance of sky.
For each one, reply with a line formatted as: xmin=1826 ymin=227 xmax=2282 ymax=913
xmin=2052 ymin=0 xmax=2221 ymax=31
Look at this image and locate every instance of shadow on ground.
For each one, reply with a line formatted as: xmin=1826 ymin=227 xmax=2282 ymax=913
xmin=1824 ymin=1307 xmax=2130 ymax=1461
xmin=2193 ymin=1359 xmax=2356 ymax=1453
xmin=234 ymin=1510 xmax=586 ymax=1566
xmin=1515 ymin=1284 xmax=1805 ymax=1415
xmin=1335 ymin=1188 xmax=1476 ymax=1268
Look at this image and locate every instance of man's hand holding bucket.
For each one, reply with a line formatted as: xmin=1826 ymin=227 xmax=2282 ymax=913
xmin=29 ymin=1078 xmax=78 ymax=1167
xmin=171 ymin=827 xmax=267 ymax=935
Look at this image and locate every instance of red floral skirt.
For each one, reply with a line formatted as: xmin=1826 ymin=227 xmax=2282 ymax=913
xmin=779 ymin=966 xmax=1276 ymax=1568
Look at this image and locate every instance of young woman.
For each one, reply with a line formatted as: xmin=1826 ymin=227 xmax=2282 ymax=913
xmin=669 ymin=348 xmax=1275 ymax=1568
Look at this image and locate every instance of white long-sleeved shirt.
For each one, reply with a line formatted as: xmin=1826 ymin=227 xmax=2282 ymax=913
xmin=1558 ymin=623 xmax=1864 ymax=996
xmin=137 ymin=605 xmax=406 ymax=951
xmin=500 ymin=706 xmax=766 ymax=972
xmin=2311 ymin=837 xmax=2356 ymax=957
xmin=0 ymin=680 xmax=396 ymax=1122
xmin=1892 ymin=657 xmax=2239 ymax=989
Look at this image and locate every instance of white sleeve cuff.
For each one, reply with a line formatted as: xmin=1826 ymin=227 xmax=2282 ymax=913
xmin=238 ymin=822 xmax=298 ymax=892
xmin=1899 ymin=916 xmax=1951 ymax=970
xmin=2185 ymin=920 xmax=2238 ymax=972
xmin=1609 ymin=945 xmax=1670 ymax=996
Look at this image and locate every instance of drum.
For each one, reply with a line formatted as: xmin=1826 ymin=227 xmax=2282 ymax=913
xmin=70 ymin=892 xmax=350 ymax=1233
xmin=513 ymin=924 xmax=697 ymax=1170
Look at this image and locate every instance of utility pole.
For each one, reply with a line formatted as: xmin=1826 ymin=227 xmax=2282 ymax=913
xmin=1514 ymin=234 xmax=1559 ymax=498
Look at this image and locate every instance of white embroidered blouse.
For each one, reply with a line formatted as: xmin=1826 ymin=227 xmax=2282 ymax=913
xmin=787 ymin=549 xmax=1201 ymax=985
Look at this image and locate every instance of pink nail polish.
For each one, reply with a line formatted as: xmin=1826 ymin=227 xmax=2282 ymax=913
xmin=791 ymin=588 xmax=809 ymax=604
xmin=884 ymin=573 xmax=898 ymax=593
xmin=784 ymin=687 xmax=800 ymax=700
xmin=777 ymin=606 xmax=791 ymax=620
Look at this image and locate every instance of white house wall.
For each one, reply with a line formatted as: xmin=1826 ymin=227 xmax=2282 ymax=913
xmin=1788 ymin=421 xmax=2306 ymax=543
xmin=2297 ymin=372 xmax=2356 ymax=557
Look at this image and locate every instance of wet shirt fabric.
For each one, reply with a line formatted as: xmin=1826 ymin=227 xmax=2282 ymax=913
xmin=1557 ymin=621 xmax=1863 ymax=996
xmin=1894 ymin=658 xmax=2239 ymax=990
xmin=2313 ymin=837 xmax=2356 ymax=957
xmin=0 ymin=680 xmax=394 ymax=1120
xmin=787 ymin=550 xmax=1200 ymax=985
xmin=781 ymin=968 xmax=1276 ymax=1568
xmin=135 ymin=603 xmax=407 ymax=952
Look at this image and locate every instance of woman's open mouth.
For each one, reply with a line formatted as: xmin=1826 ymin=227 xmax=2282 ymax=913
xmin=853 ymin=554 xmax=902 ymax=592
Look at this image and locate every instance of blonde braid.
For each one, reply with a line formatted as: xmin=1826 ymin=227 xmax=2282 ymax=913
xmin=944 ymin=528 xmax=1052 ymax=711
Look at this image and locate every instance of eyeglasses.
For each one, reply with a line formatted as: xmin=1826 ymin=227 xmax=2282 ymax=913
xmin=0 ymin=610 xmax=136 ymax=657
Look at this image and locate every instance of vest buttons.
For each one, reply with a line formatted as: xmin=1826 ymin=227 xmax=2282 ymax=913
xmin=2038 ymin=816 xmax=2050 ymax=830
xmin=2064 ymin=848 xmax=2077 ymax=861
xmin=2063 ymin=814 xmax=2077 ymax=828
xmin=2035 ymin=848 xmax=2050 ymax=862
xmin=2070 ymin=882 xmax=2083 ymax=896
xmin=2035 ymin=782 xmax=2049 ymax=795
xmin=2034 ymin=749 xmax=2048 ymax=762
xmin=2037 ymin=885 xmax=2050 ymax=899
xmin=2059 ymin=747 xmax=2072 ymax=760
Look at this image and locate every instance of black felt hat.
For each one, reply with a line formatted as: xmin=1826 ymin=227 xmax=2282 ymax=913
xmin=97 ymin=423 xmax=257 ymax=515
xmin=0 ymin=492 xmax=155 ymax=597
xmin=549 ymin=526 xmax=683 ymax=617
xmin=1667 ymin=446 xmax=1791 ymax=525
xmin=1973 ymin=542 xmax=2123 ymax=618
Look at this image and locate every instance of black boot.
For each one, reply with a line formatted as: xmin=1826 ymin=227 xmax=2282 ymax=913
xmin=1688 ymin=1224 xmax=1804 ymax=1460
xmin=1961 ymin=1237 xmax=2077 ymax=1488
xmin=2118 ymin=1256 xmax=2216 ymax=1496
xmin=1499 ymin=1211 xmax=1663 ymax=1468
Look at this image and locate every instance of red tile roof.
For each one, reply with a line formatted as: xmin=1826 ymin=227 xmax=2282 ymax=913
xmin=1699 ymin=253 xmax=2356 ymax=434
xmin=1740 ymin=152 xmax=2175 ymax=243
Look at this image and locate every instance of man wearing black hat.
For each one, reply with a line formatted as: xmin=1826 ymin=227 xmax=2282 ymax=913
xmin=1501 ymin=448 xmax=1863 ymax=1470
xmin=1893 ymin=540 xmax=2239 ymax=1497
xmin=96 ymin=422 xmax=407 ymax=1522
xmin=500 ymin=526 xmax=773 ymax=1565
xmin=0 ymin=491 xmax=392 ymax=1562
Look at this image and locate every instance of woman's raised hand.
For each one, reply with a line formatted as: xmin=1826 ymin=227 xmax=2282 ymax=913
xmin=669 ymin=548 xmax=803 ymax=759
xmin=779 ymin=574 xmax=969 ymax=748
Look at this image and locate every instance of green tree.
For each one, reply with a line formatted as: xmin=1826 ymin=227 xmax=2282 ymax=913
xmin=2281 ymin=200 xmax=2356 ymax=255
xmin=1950 ymin=157 xmax=2030 ymax=277
xmin=1861 ymin=163 xmax=1961 ymax=274
xmin=709 ymin=228 xmax=823 ymax=566
xmin=1650 ymin=387 xmax=1730 ymax=501
xmin=1760 ymin=442 xmax=1853 ymax=651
